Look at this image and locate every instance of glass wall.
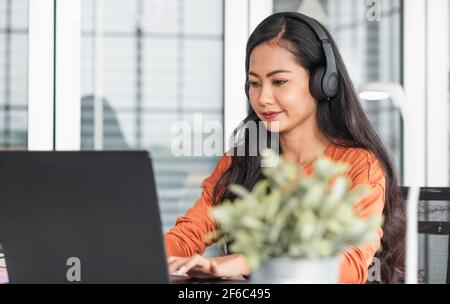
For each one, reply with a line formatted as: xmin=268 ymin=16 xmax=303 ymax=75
xmin=80 ymin=0 xmax=224 ymax=232
xmin=0 ymin=0 xmax=28 ymax=149
xmin=273 ymin=0 xmax=403 ymax=178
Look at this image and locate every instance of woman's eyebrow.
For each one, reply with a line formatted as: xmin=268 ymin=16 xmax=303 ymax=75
xmin=248 ymin=70 xmax=292 ymax=78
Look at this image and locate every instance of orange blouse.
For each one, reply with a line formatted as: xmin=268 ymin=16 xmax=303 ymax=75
xmin=164 ymin=143 xmax=385 ymax=283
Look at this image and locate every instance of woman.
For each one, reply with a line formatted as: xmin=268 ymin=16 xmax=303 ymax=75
xmin=165 ymin=12 xmax=405 ymax=284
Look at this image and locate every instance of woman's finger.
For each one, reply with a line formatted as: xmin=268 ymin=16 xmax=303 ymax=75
xmin=168 ymin=257 xmax=189 ymax=273
xmin=209 ymin=256 xmax=244 ymax=277
xmin=177 ymin=255 xmax=209 ymax=275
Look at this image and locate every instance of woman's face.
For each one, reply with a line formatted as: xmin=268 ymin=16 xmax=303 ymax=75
xmin=248 ymin=41 xmax=317 ymax=133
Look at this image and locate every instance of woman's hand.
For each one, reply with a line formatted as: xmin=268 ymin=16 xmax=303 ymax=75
xmin=167 ymin=254 xmax=251 ymax=279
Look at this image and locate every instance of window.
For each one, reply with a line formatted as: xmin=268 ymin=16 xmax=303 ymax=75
xmin=0 ymin=0 xmax=28 ymax=149
xmin=80 ymin=0 xmax=224 ymax=232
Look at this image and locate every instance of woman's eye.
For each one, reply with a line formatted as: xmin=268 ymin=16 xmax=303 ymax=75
xmin=248 ymin=81 xmax=260 ymax=88
xmin=273 ymin=80 xmax=287 ymax=86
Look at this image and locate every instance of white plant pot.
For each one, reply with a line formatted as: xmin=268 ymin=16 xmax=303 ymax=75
xmin=250 ymin=256 xmax=341 ymax=284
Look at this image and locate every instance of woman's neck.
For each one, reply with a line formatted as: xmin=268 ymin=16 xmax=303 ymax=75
xmin=280 ymin=123 xmax=330 ymax=168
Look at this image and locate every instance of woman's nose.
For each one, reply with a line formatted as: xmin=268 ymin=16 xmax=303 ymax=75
xmin=258 ymin=86 xmax=275 ymax=106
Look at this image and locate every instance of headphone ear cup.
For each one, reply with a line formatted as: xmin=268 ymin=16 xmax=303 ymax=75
xmin=323 ymin=72 xmax=339 ymax=97
xmin=309 ymin=67 xmax=326 ymax=101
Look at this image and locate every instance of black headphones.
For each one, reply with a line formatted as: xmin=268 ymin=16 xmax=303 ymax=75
xmin=247 ymin=12 xmax=340 ymax=101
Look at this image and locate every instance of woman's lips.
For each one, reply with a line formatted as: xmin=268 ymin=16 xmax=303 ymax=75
xmin=262 ymin=111 xmax=283 ymax=120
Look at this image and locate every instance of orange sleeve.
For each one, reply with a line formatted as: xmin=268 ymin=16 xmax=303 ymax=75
xmin=164 ymin=155 xmax=231 ymax=257
xmin=338 ymin=152 xmax=385 ymax=284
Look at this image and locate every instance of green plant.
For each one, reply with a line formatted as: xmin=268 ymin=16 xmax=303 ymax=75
xmin=209 ymin=149 xmax=383 ymax=269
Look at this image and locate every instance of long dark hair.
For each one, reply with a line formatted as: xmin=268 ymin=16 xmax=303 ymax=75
xmin=213 ymin=12 xmax=405 ymax=283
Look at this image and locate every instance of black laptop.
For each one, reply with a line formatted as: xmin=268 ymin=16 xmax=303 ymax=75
xmin=0 ymin=151 xmax=169 ymax=283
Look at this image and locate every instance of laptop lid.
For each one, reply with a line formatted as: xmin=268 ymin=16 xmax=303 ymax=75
xmin=0 ymin=151 xmax=169 ymax=283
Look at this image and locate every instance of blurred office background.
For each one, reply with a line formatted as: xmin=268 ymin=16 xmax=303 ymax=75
xmin=0 ymin=0 xmax=449 ymax=282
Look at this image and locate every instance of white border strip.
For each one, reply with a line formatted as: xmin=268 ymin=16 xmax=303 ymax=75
xmin=248 ymin=0 xmax=273 ymax=34
xmin=224 ymin=0 xmax=249 ymax=151
xmin=55 ymin=0 xmax=81 ymax=150
xmin=27 ymin=0 xmax=55 ymax=150
xmin=224 ymin=0 xmax=272 ymax=151
xmin=426 ymin=0 xmax=449 ymax=186
xmin=403 ymin=0 xmax=428 ymax=284
xmin=403 ymin=0 xmax=426 ymax=187
xmin=94 ymin=0 xmax=104 ymax=150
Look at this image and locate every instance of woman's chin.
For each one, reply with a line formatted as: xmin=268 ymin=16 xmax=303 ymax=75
xmin=262 ymin=120 xmax=283 ymax=133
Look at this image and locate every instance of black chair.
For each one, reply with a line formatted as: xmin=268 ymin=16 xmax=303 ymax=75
xmin=400 ymin=187 xmax=450 ymax=284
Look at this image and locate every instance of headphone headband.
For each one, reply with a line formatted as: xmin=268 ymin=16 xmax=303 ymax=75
xmin=285 ymin=12 xmax=329 ymax=41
